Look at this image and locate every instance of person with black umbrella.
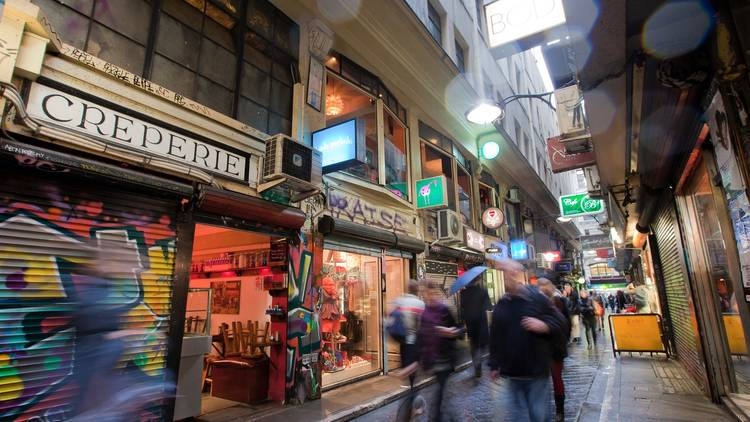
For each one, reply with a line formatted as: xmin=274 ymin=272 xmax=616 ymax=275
xmin=459 ymin=275 xmax=492 ymax=378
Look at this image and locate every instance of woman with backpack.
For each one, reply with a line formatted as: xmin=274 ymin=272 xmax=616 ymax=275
xmin=388 ymin=279 xmax=425 ymax=388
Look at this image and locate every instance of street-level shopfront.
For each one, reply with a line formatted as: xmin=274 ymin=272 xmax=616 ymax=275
xmin=649 ymin=88 xmax=750 ymax=403
xmin=0 ymin=7 xmax=319 ymax=420
xmin=315 ymin=186 xmax=423 ymax=389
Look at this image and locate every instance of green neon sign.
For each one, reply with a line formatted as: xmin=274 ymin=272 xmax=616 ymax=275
xmin=559 ymin=193 xmax=604 ymax=217
xmin=415 ymin=176 xmax=448 ymax=209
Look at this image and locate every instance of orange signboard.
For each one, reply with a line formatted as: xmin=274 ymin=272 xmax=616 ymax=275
xmin=609 ymin=314 xmax=665 ymax=353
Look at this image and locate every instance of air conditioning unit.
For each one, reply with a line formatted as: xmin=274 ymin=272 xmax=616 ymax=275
xmin=507 ymin=187 xmax=521 ymax=204
xmin=262 ymin=134 xmax=322 ymax=195
xmin=437 ymin=209 xmax=463 ymax=244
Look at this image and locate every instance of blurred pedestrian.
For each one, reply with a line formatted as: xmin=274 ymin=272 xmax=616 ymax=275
xmin=389 ymin=279 xmax=425 ymax=388
xmin=489 ymin=259 xmax=567 ymax=422
xmin=607 ymin=294 xmax=615 ymax=312
xmin=564 ymin=283 xmax=581 ymax=343
xmin=459 ymin=276 xmax=491 ymax=378
xmin=579 ymin=290 xmax=597 ymax=349
xmin=418 ymin=282 xmax=462 ymax=422
xmin=593 ymin=291 xmax=605 ymax=331
xmin=616 ymin=290 xmax=626 ymax=313
xmin=538 ymin=278 xmax=571 ymax=422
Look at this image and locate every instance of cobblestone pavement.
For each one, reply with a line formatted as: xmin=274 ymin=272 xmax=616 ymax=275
xmin=353 ymin=332 xmax=605 ymax=422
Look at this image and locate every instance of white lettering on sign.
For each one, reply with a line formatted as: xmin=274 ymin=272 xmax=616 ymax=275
xmin=327 ymin=189 xmax=417 ymax=235
xmin=485 ymin=0 xmax=566 ymax=48
xmin=26 ymin=83 xmax=249 ymax=181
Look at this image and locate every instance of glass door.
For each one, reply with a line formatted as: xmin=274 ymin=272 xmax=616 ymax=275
xmin=679 ymin=156 xmax=747 ymax=396
xmin=320 ymin=249 xmax=383 ymax=387
xmin=383 ymin=256 xmax=408 ymax=372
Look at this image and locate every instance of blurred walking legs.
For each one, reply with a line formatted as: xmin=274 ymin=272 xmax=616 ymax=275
xmin=509 ymin=377 xmax=551 ymax=422
xmin=551 ymin=361 xmax=565 ymax=421
xmin=583 ymin=317 xmax=597 ymax=348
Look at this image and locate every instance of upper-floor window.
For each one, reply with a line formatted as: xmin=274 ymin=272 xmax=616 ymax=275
xmin=475 ymin=0 xmax=486 ymax=34
xmin=427 ymin=2 xmax=442 ymax=45
xmin=457 ymin=164 xmax=473 ymax=226
xmin=454 ymin=40 xmax=466 ymax=73
xmin=37 ymin=0 xmax=299 ymax=136
xmin=325 ymin=75 xmax=378 ymax=183
xmin=421 ymin=141 xmax=456 ymax=211
xmin=324 ymin=70 xmax=410 ymax=201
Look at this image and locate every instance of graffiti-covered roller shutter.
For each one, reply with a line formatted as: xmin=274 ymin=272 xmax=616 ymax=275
xmin=652 ymin=202 xmax=708 ymax=389
xmin=0 ymin=164 xmax=179 ymax=420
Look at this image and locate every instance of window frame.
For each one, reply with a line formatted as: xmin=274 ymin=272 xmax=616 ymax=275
xmin=454 ymin=39 xmax=466 ymax=73
xmin=456 ymin=162 xmax=475 ymax=228
xmin=420 ymin=139 xmax=457 ymax=212
xmin=37 ymin=0 xmax=299 ymax=136
xmin=324 ymin=72 xmax=412 ymax=202
xmin=427 ymin=1 xmax=442 ymax=45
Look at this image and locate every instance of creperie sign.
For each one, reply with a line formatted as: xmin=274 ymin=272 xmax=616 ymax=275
xmin=26 ymin=83 xmax=249 ymax=181
xmin=485 ymin=0 xmax=566 ymax=48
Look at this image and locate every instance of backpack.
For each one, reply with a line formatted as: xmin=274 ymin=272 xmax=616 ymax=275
xmin=386 ymin=307 xmax=407 ymax=343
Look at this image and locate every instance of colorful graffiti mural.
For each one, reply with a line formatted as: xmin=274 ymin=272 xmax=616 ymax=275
xmin=0 ymin=167 xmax=177 ymax=420
xmin=285 ymin=231 xmax=321 ymax=402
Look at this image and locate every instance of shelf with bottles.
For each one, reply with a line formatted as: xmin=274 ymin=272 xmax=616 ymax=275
xmin=191 ymin=249 xmax=288 ymax=274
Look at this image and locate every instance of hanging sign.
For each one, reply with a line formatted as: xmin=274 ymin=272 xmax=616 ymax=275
xmin=415 ymin=176 xmax=449 ymax=209
xmin=559 ymin=193 xmax=604 ymax=217
xmin=312 ymin=118 xmax=366 ymax=173
xmin=465 ymin=228 xmax=486 ymax=251
xmin=482 ymin=207 xmax=505 ymax=229
xmin=554 ymin=262 xmax=572 ymax=272
xmin=547 ymin=136 xmax=596 ymax=174
xmin=542 ymin=251 xmax=561 ymax=262
xmin=485 ymin=0 xmax=566 ymax=48
xmin=26 ymin=83 xmax=250 ymax=181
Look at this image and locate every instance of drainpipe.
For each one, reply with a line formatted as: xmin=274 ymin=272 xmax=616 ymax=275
xmin=633 ymin=185 xmax=664 ymax=248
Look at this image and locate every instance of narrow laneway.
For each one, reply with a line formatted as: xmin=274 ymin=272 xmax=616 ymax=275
xmin=354 ymin=322 xmax=731 ymax=422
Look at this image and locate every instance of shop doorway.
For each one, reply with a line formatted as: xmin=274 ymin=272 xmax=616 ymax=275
xmin=184 ymin=224 xmax=285 ymax=415
xmin=678 ymin=156 xmax=750 ymax=398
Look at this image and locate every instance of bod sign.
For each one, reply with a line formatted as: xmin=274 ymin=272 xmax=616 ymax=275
xmin=26 ymin=83 xmax=249 ymax=181
xmin=559 ymin=193 xmax=604 ymax=217
xmin=485 ymin=0 xmax=566 ymax=48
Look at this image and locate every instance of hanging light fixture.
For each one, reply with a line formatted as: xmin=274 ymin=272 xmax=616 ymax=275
xmin=326 ymin=82 xmax=344 ymax=117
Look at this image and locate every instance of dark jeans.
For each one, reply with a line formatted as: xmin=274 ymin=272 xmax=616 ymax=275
xmin=432 ymin=370 xmax=451 ymax=421
xmin=583 ymin=316 xmax=597 ymax=346
xmin=508 ymin=376 xmax=551 ymax=422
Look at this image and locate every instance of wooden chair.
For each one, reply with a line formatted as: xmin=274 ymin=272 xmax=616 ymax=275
xmin=244 ymin=320 xmax=270 ymax=358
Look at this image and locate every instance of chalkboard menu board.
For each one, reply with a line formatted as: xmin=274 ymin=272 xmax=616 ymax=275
xmin=424 ymin=260 xmax=458 ymax=276
xmin=269 ymin=239 xmax=288 ymax=267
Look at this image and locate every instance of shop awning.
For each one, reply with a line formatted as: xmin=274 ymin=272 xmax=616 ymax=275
xmin=198 ymin=186 xmax=306 ymax=230
xmin=0 ymin=137 xmax=194 ymax=196
xmin=317 ymin=215 xmax=425 ymax=255
xmin=427 ymin=244 xmax=485 ymax=265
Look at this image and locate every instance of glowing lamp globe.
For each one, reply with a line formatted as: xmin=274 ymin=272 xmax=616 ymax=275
xmin=466 ymin=102 xmax=504 ymax=124
xmin=481 ymin=141 xmax=500 ymax=160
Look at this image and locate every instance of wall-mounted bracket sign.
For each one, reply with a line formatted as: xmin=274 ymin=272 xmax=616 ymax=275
xmin=482 ymin=207 xmax=504 ymax=229
xmin=312 ymin=118 xmax=365 ymax=173
xmin=559 ymin=193 xmax=604 ymax=217
xmin=510 ymin=239 xmax=528 ymax=260
xmin=415 ymin=176 xmax=449 ymax=209
xmin=26 ymin=83 xmax=251 ymax=181
xmin=485 ymin=0 xmax=567 ymax=48
xmin=465 ymin=228 xmax=486 ymax=252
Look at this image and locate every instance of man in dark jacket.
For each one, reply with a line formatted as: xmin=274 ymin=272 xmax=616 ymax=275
xmin=490 ymin=260 xmax=567 ymax=422
xmin=460 ymin=277 xmax=491 ymax=378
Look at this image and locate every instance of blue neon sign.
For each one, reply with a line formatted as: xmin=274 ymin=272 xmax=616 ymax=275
xmin=510 ymin=240 xmax=528 ymax=260
xmin=312 ymin=119 xmax=364 ymax=173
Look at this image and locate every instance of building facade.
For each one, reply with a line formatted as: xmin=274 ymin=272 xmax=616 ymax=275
xmin=0 ymin=0 xmax=583 ymax=419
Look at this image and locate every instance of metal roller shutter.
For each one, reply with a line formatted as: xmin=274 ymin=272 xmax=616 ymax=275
xmin=651 ymin=202 xmax=708 ymax=389
xmin=0 ymin=165 xmax=180 ymax=420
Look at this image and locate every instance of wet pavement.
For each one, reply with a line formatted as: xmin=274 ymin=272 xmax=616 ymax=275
xmin=353 ymin=334 xmax=605 ymax=421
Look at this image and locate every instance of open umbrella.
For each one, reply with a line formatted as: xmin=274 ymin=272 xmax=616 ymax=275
xmin=448 ymin=265 xmax=488 ymax=295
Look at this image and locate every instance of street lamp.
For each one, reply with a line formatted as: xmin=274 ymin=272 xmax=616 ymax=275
xmin=466 ymin=92 xmax=556 ymax=125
